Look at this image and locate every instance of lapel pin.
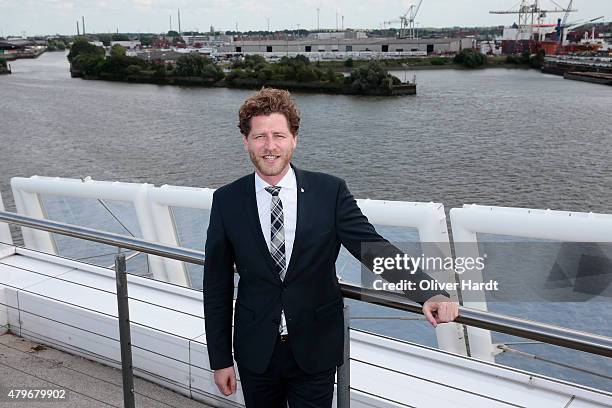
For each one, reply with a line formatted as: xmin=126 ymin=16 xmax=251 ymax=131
xmin=300 ymin=188 xmax=305 ymax=193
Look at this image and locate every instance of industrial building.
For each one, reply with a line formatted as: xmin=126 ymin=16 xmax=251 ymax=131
xmin=219 ymin=37 xmax=474 ymax=56
xmin=181 ymin=34 xmax=233 ymax=46
xmin=110 ymin=40 xmax=141 ymax=50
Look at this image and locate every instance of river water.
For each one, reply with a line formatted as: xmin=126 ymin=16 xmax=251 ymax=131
xmin=1 ymin=51 xmax=611 ymax=393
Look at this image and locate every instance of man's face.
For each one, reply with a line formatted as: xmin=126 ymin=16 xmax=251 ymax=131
xmin=243 ymin=113 xmax=297 ymax=182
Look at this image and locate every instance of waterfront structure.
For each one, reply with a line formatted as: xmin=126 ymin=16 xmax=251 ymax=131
xmin=543 ymin=54 xmax=612 ymax=85
xmin=181 ymin=34 xmax=233 ymax=46
xmin=133 ymin=48 xmax=213 ymax=63
xmin=0 ymin=39 xmax=32 ymax=54
xmin=220 ymin=37 xmax=474 ymax=56
xmin=0 ymin=39 xmax=45 ymax=59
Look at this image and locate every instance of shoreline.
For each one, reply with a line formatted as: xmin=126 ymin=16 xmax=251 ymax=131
xmin=67 ymin=61 xmax=535 ymax=96
xmin=72 ymin=72 xmax=417 ymax=96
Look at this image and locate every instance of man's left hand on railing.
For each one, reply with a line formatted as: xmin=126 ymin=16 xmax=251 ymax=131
xmin=422 ymin=295 xmax=459 ymax=328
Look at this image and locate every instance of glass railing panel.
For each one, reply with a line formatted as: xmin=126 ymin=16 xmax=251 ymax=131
xmin=339 ymin=225 xmax=440 ymax=348
xmin=170 ymin=206 xmax=209 ymax=290
xmin=39 ymin=194 xmax=149 ymax=275
xmin=474 ymin=233 xmax=612 ymax=392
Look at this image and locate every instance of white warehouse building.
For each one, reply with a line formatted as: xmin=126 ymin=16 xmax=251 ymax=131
xmin=219 ymin=37 xmax=475 ymax=55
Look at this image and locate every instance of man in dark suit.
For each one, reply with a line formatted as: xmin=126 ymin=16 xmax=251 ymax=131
xmin=204 ymin=88 xmax=458 ymax=407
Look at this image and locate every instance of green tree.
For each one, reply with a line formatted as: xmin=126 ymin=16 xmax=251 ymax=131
xmin=152 ymin=62 xmax=166 ymax=79
xmin=202 ymin=64 xmax=225 ymax=81
xmin=344 ymin=58 xmax=354 ymax=68
xmin=139 ymin=35 xmax=155 ymax=47
xmin=505 ymin=49 xmax=544 ymax=69
xmin=225 ymin=69 xmax=247 ymax=84
xmin=112 ymin=34 xmax=130 ymax=41
xmin=96 ymin=34 xmax=112 ymax=46
xmin=505 ymin=54 xmax=520 ymax=64
xmin=295 ymin=65 xmax=317 ymax=82
xmin=529 ymin=49 xmax=545 ymax=69
xmin=110 ymin=44 xmax=126 ymax=58
xmin=67 ymin=37 xmax=105 ymax=62
xmin=72 ymin=53 xmax=104 ymax=75
xmin=348 ymin=61 xmax=397 ymax=93
xmin=47 ymin=39 xmax=66 ymax=51
xmin=241 ymin=54 xmax=266 ymax=70
xmin=291 ymin=54 xmax=310 ymax=66
xmin=175 ymin=53 xmax=211 ymax=76
xmin=99 ymin=55 xmax=145 ymax=77
xmin=430 ymin=57 xmax=448 ymax=66
xmin=282 ymin=65 xmax=297 ymax=80
xmin=520 ymin=50 xmax=531 ymax=64
xmin=174 ymin=53 xmax=223 ymax=80
xmin=453 ymin=49 xmax=485 ymax=68
xmin=126 ymin=65 xmax=142 ymax=75
xmin=324 ymin=67 xmax=338 ymax=83
xmin=256 ymin=65 xmax=274 ymax=81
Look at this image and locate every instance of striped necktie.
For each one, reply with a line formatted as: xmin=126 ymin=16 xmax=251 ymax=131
xmin=265 ymin=186 xmax=286 ymax=280
xmin=265 ymin=186 xmax=288 ymax=335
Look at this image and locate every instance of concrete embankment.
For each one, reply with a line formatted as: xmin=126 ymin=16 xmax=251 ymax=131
xmin=225 ymin=78 xmax=416 ymax=96
xmin=1 ymin=48 xmax=46 ymax=60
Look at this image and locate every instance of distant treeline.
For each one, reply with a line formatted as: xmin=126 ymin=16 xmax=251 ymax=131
xmin=504 ymin=49 xmax=546 ymax=69
xmin=47 ymin=39 xmax=67 ymax=51
xmin=226 ymin=54 xmax=403 ymax=94
xmin=452 ymin=48 xmax=546 ymax=69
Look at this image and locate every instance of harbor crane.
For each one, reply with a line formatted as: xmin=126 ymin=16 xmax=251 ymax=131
xmin=560 ymin=0 xmax=573 ymax=28
xmin=385 ymin=0 xmax=423 ymax=39
xmin=559 ymin=15 xmax=604 ymax=45
xmin=490 ymin=0 xmax=577 ymax=41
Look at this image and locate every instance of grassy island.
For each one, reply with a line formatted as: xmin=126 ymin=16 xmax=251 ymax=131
xmin=67 ymin=38 xmax=415 ymax=96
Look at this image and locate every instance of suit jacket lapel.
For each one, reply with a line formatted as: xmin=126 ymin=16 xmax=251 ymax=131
xmin=243 ymin=173 xmax=278 ymax=280
xmin=284 ymin=164 xmax=311 ymax=282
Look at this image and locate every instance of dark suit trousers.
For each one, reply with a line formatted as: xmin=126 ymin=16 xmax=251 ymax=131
xmin=237 ymin=336 xmax=336 ymax=408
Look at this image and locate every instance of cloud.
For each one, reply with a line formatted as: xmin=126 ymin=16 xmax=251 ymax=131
xmin=2 ymin=0 xmax=611 ymax=36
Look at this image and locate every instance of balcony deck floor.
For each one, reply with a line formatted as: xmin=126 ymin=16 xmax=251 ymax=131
xmin=0 ymin=332 xmax=212 ymax=408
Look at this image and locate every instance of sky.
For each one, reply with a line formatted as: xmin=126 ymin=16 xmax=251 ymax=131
xmin=1 ymin=0 xmax=610 ymax=37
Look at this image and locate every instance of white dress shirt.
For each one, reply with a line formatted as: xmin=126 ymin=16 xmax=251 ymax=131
xmin=254 ymin=166 xmax=297 ymax=334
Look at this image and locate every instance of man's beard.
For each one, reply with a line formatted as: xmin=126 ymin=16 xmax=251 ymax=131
xmin=249 ymin=150 xmax=292 ymax=177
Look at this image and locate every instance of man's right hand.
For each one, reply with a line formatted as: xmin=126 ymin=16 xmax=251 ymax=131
xmin=214 ymin=366 xmax=237 ymax=396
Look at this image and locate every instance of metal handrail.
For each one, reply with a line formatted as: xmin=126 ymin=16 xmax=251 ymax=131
xmin=0 ymin=211 xmax=204 ymax=264
xmin=1 ymin=210 xmax=612 ymax=359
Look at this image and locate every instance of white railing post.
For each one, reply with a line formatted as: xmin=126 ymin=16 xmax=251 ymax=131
xmin=357 ymin=199 xmax=468 ymax=356
xmin=11 ymin=177 xmax=56 ymax=253
xmin=0 ymin=192 xmax=13 ymax=247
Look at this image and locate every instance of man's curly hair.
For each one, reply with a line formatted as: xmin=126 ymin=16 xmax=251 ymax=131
xmin=238 ymin=88 xmax=300 ymax=137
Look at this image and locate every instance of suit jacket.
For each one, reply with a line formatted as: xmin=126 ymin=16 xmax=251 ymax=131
xmin=203 ymin=165 xmax=448 ymax=374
